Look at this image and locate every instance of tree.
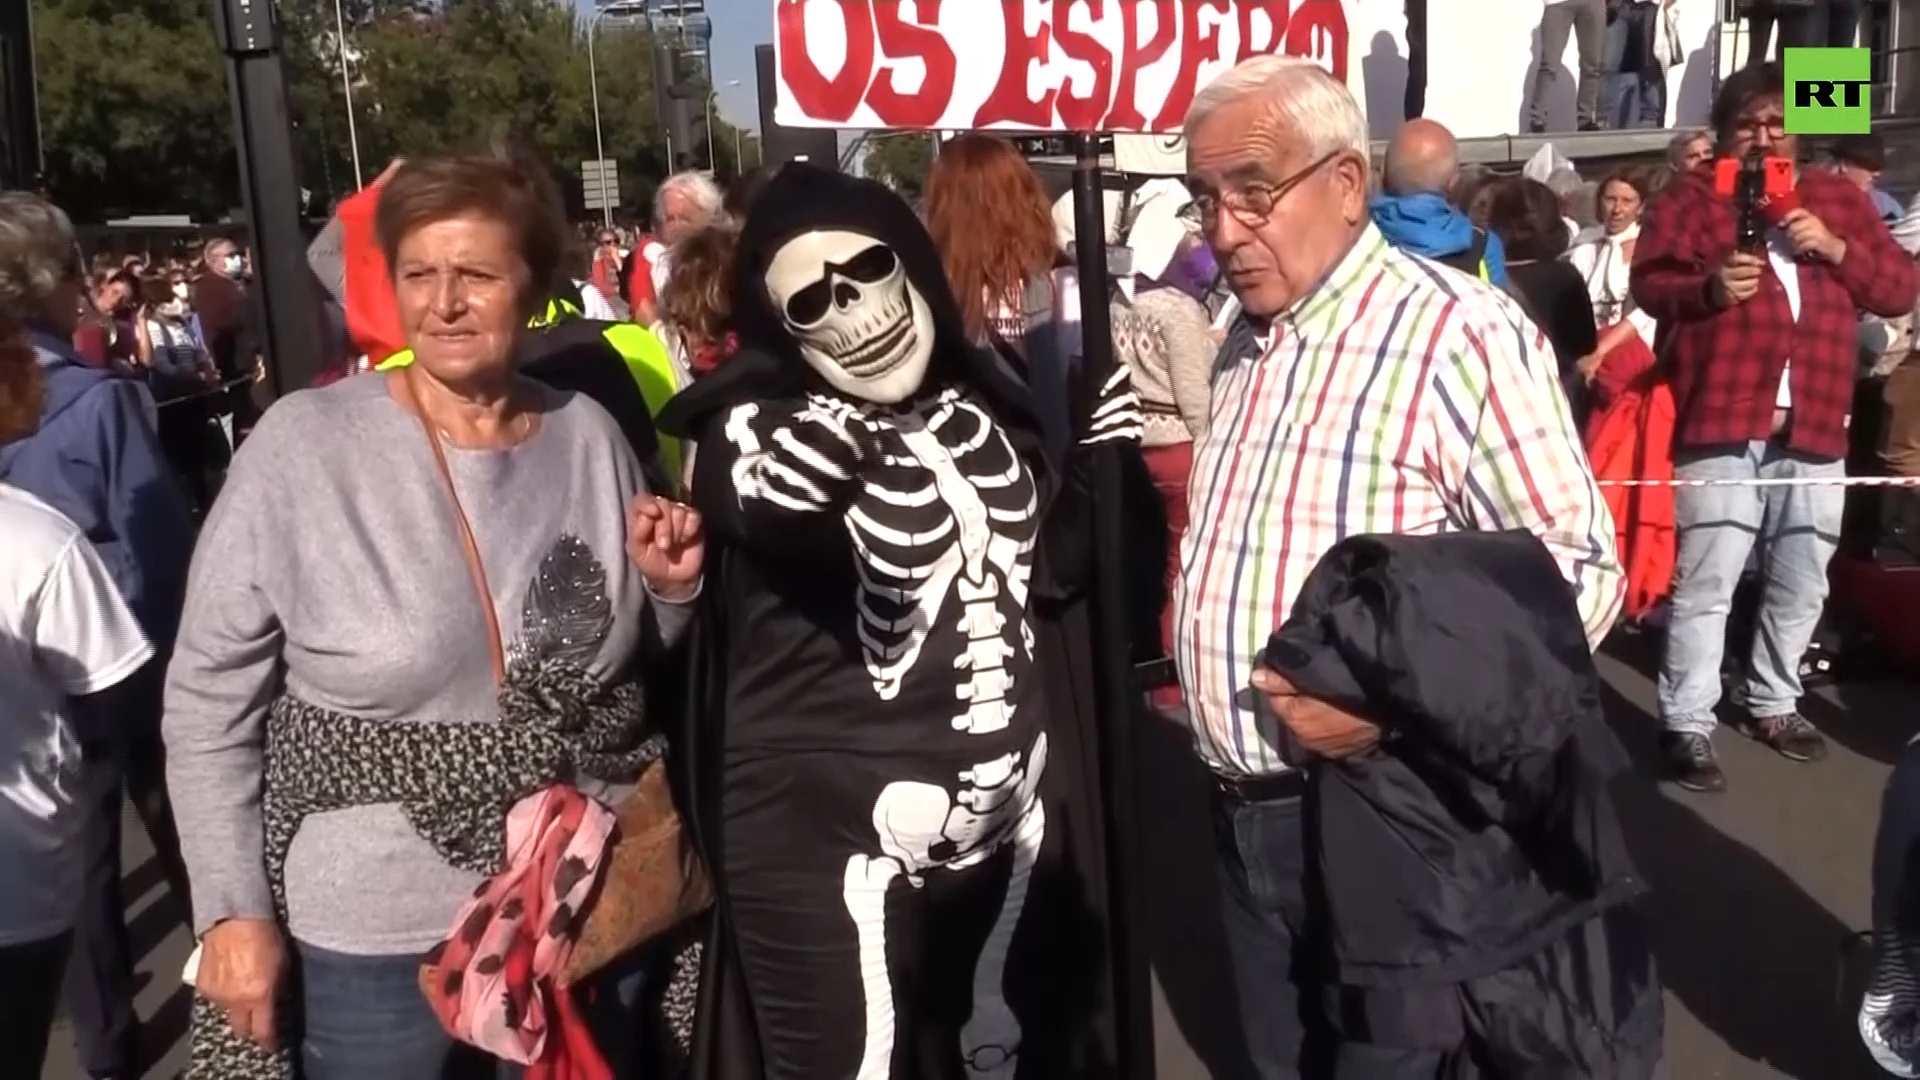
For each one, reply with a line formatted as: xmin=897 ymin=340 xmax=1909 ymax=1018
xmin=33 ymin=0 xmax=239 ymax=219
xmin=31 ymin=0 xmax=690 ymax=225
xmin=864 ymin=134 xmax=935 ymax=201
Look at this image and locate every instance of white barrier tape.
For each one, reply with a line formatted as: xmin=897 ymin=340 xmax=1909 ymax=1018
xmin=1597 ymin=475 xmax=1920 ymax=488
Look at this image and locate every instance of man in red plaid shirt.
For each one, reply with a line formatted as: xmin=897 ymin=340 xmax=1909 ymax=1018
xmin=1631 ymin=63 xmax=1918 ymax=793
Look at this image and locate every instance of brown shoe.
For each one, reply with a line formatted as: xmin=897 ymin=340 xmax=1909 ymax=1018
xmin=1740 ymin=711 xmax=1829 ymax=763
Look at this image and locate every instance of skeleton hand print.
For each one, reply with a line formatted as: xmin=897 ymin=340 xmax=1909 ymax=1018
xmin=1080 ymin=366 xmax=1145 ymax=448
xmin=722 ymin=396 xmax=871 ymax=515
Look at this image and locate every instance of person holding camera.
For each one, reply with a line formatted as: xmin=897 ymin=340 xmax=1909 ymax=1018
xmin=1629 ymin=63 xmax=1916 ymax=793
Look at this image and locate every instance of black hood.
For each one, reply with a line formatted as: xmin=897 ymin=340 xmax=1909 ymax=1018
xmin=657 ymin=163 xmax=1033 ymax=439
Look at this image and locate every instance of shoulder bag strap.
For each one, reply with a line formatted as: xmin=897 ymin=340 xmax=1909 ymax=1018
xmin=392 ymin=368 xmax=507 ymax=685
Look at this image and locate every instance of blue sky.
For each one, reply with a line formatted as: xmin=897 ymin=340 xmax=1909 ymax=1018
xmin=574 ymin=0 xmax=766 ymax=134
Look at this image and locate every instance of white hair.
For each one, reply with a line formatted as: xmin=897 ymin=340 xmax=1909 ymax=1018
xmin=653 ymin=170 xmax=724 ymax=229
xmin=0 ymin=192 xmax=77 ymax=320
xmin=1184 ymin=55 xmax=1369 ymax=161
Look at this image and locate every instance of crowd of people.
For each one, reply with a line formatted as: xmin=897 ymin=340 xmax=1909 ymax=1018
xmin=4 ymin=44 xmax=1920 ymax=1080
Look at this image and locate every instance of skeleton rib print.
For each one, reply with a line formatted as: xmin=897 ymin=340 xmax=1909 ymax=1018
xmin=850 ymin=387 xmax=1039 ymax=731
xmin=723 ymin=384 xmax=1041 ymax=732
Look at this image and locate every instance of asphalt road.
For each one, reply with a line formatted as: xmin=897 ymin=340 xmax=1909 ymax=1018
xmin=43 ymin=636 xmax=1911 ymax=1080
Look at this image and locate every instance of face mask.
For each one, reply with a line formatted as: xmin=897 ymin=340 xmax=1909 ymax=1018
xmin=764 ymin=229 xmax=934 ymax=405
xmin=172 ymin=282 xmax=190 ymax=301
xmin=222 ymin=254 xmax=244 ymax=277
xmin=158 ymin=299 xmax=188 ymax=319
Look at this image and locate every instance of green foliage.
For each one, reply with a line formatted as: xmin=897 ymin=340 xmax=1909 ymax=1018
xmin=863 ymin=134 xmax=935 ymax=202
xmin=32 ymin=0 xmax=743 ymax=224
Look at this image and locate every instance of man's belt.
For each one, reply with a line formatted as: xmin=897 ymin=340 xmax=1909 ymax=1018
xmin=1213 ymin=768 xmax=1307 ymax=804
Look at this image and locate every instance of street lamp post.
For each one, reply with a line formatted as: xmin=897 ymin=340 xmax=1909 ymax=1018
xmin=331 ymin=0 xmax=362 ymax=189
xmin=708 ymin=77 xmax=741 ymax=173
xmin=588 ymin=0 xmax=647 ymax=226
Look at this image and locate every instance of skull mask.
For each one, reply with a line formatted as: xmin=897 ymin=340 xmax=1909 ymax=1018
xmin=764 ymin=229 xmax=934 ymax=404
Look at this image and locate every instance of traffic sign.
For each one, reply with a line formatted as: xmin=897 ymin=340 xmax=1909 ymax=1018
xmin=581 ymin=159 xmax=620 ymax=211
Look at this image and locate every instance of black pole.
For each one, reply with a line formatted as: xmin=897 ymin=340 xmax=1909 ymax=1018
xmin=1 ymin=0 xmax=43 ymax=191
xmin=1070 ymin=130 xmax=1155 ymax=1079
xmin=209 ymin=0 xmax=319 ymax=396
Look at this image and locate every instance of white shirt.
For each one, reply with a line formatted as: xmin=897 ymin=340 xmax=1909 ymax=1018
xmin=1566 ymin=223 xmax=1658 ymax=352
xmin=646 ymin=241 xmax=672 ymax=302
xmin=572 ymin=279 xmax=619 ymax=321
xmin=0 ymin=484 xmax=153 ymax=945
xmin=1765 ymin=227 xmax=1803 ymax=407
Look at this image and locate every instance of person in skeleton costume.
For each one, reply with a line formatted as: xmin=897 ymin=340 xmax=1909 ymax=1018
xmin=655 ymin=163 xmax=1142 ymax=1079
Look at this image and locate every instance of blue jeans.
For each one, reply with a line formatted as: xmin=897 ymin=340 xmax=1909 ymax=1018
xmin=1211 ymin=788 xmax=1328 ymax=1078
xmin=299 ymin=941 xmax=655 ymax=1080
xmin=1602 ymin=70 xmax=1666 ymax=130
xmin=1657 ymin=442 xmax=1844 ymax=736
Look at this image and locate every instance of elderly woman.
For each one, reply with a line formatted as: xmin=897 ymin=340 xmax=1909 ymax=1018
xmin=166 ymin=152 xmax=705 ymax=1078
xmin=625 ymin=170 xmax=724 ymax=327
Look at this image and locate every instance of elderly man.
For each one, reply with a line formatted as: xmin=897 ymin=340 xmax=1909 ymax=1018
xmin=1177 ymin=55 xmax=1625 ymax=1076
xmin=1370 ymin=118 xmax=1510 ymax=287
xmin=622 ymin=169 xmax=724 ymax=326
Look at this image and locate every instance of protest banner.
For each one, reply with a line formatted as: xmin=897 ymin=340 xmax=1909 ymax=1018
xmin=773 ymin=0 xmax=1360 ymax=134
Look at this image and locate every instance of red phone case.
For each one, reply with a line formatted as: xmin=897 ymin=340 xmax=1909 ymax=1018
xmin=1763 ymin=157 xmax=1796 ymax=198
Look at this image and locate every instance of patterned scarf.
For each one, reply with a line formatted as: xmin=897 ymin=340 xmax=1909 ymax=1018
xmin=424 ymin=786 xmax=618 ymax=1080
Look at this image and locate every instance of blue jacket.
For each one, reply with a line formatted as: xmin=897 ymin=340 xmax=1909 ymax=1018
xmin=0 ymin=331 xmax=194 ymax=648
xmin=1369 ymin=192 xmax=1511 ymax=290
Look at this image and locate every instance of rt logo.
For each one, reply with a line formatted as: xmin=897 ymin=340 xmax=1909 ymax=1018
xmin=1785 ymin=48 xmax=1872 ymax=134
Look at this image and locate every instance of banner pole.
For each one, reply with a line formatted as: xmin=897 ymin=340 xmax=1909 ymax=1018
xmin=1070 ymin=129 xmax=1156 ymax=1080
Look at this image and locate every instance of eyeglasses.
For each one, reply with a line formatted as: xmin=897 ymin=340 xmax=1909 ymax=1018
xmin=1734 ymin=116 xmax=1786 ymax=138
xmin=1179 ymin=152 xmax=1341 ymax=231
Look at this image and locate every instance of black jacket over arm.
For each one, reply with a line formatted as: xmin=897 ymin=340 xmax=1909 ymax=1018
xmin=1264 ymin=530 xmax=1645 ymax=990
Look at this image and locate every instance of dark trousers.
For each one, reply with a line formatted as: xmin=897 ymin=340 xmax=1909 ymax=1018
xmin=299 ymin=940 xmax=656 ymax=1079
xmin=0 ymin=932 xmax=75 ymax=1075
xmin=156 ymin=395 xmax=215 ymax=514
xmin=1211 ymin=786 xmax=1329 ymax=1079
xmin=1745 ymin=0 xmax=1860 ymax=62
xmin=1404 ymin=0 xmax=1427 ymax=119
xmin=64 ymin=662 xmax=191 ymax=1077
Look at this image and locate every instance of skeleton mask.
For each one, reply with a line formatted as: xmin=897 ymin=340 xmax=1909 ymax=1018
xmin=764 ymin=229 xmax=934 ymax=404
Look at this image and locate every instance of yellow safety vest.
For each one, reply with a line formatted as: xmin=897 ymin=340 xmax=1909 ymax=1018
xmin=375 ymin=299 xmax=685 ymax=482
xmin=599 ymin=322 xmax=684 ymax=482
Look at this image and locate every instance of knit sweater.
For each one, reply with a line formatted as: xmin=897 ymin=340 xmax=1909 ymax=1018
xmin=1125 ymin=285 xmax=1218 ymax=447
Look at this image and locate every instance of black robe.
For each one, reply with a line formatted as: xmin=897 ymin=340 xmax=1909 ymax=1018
xmin=656 ymin=164 xmax=1120 ymax=1079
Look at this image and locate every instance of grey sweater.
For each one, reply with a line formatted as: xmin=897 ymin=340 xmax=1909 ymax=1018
xmin=163 ymin=374 xmax=691 ymax=955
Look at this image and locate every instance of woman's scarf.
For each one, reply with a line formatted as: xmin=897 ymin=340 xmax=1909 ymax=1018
xmin=423 ymin=785 xmax=618 ymax=1080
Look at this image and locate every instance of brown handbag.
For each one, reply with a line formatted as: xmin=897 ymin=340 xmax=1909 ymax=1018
xmin=393 ymin=370 xmax=711 ymax=993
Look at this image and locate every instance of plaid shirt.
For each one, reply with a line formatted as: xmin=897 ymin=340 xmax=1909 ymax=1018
xmin=1172 ymin=226 xmax=1623 ymax=777
xmin=1631 ymin=168 xmax=1918 ymax=461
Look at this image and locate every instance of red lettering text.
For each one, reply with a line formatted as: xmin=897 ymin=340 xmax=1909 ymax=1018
xmin=1235 ymin=0 xmax=1289 ymax=61
xmin=776 ymin=0 xmax=875 ymax=124
xmin=867 ymin=0 xmax=958 ymax=128
xmin=1053 ymin=0 xmax=1116 ymax=130
xmin=1152 ymin=0 xmax=1231 ymax=130
xmin=1105 ymin=0 xmax=1177 ymax=130
xmin=973 ymin=0 xmax=1059 ymax=128
xmin=776 ymin=0 xmax=1352 ymax=136
xmin=1285 ymin=0 xmax=1348 ymax=83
